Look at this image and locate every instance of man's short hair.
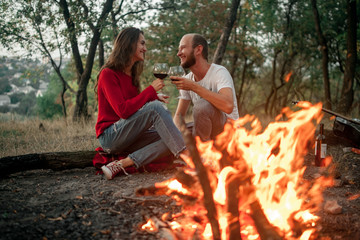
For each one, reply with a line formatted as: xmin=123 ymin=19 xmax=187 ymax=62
xmin=192 ymin=34 xmax=208 ymax=61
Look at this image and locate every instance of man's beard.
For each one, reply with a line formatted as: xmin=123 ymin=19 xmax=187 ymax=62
xmin=181 ymin=51 xmax=196 ymax=69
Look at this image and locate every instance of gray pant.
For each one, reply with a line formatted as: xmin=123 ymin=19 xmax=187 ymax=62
xmin=98 ymin=101 xmax=186 ymax=168
xmin=192 ymin=98 xmax=227 ymax=141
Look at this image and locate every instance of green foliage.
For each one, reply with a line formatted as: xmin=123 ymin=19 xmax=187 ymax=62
xmin=35 ymin=74 xmax=64 ymax=119
xmin=0 ymin=106 xmax=10 ymax=113
xmin=0 ymin=0 xmax=358 ymax=120
xmin=9 ymin=92 xmax=25 ymax=104
xmin=0 ymin=81 xmax=11 ymax=94
xmin=36 ymin=94 xmax=63 ymax=119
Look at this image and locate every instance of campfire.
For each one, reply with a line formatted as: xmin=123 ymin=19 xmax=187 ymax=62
xmin=137 ymin=101 xmax=334 ymax=240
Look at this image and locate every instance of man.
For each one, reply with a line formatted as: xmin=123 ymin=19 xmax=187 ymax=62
xmin=171 ymin=33 xmax=239 ymax=141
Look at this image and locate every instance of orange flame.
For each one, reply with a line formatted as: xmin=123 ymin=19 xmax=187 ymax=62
xmin=141 ymin=218 xmax=157 ymax=232
xmin=144 ymin=101 xmax=331 ymax=239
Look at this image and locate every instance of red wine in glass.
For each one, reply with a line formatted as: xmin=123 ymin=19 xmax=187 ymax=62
xmin=153 ymin=63 xmax=169 ymax=80
xmin=153 ymin=73 xmax=168 ymax=79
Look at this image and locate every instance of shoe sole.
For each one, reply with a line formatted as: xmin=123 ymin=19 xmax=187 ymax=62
xmin=101 ymin=166 xmax=113 ymax=180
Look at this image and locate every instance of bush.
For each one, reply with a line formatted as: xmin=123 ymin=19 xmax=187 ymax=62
xmin=0 ymin=105 xmax=10 ymax=113
xmin=36 ymin=93 xmax=63 ymax=119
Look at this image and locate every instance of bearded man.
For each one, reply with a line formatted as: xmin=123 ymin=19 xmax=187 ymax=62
xmin=170 ymin=33 xmax=239 ymax=141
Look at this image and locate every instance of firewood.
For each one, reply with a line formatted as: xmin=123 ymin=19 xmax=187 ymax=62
xmin=249 ymin=200 xmax=282 ymax=240
xmin=174 ymin=170 xmax=197 ymax=188
xmin=141 ymin=215 xmax=177 ymax=240
xmin=178 ymin=118 xmax=221 ymax=240
xmin=226 ymin=173 xmax=243 ymax=240
xmin=159 ymin=227 xmax=177 ymax=240
xmin=135 ymin=184 xmax=198 ymax=204
xmin=136 ymin=185 xmax=168 ymax=196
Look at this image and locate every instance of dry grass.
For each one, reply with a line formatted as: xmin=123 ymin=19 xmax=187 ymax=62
xmin=0 ymin=113 xmax=99 ymax=158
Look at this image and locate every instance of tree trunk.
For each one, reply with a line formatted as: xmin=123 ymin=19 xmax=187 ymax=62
xmin=265 ymin=49 xmax=281 ymax=115
xmin=237 ymin=57 xmax=247 ymax=115
xmin=310 ymin=0 xmax=332 ymax=110
xmin=98 ymin=39 xmax=105 ymax=69
xmin=59 ymin=0 xmax=84 ymax=82
xmin=229 ymin=30 xmax=239 ymax=78
xmin=280 ymin=52 xmax=297 ymax=109
xmin=60 ymin=84 xmax=67 ymax=118
xmin=0 ymin=151 xmax=95 ymax=178
xmin=336 ymin=0 xmax=356 ymax=114
xmin=48 ymin=57 xmax=73 ymax=118
xmin=213 ymin=0 xmax=241 ymax=64
xmin=59 ymin=0 xmax=114 ymax=121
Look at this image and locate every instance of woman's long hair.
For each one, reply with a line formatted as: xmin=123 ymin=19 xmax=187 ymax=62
xmin=95 ymin=27 xmax=144 ymax=96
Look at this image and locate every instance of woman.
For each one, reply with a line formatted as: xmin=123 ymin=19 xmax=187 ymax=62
xmin=95 ymin=27 xmax=186 ymax=180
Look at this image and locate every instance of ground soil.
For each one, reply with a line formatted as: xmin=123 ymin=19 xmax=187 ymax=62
xmin=0 ymin=130 xmax=359 ymax=240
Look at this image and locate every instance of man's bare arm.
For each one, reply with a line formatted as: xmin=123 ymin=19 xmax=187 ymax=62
xmin=173 ymin=99 xmax=191 ymax=129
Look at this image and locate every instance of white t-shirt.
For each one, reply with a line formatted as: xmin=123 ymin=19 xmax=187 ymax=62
xmin=179 ymin=63 xmax=239 ymax=120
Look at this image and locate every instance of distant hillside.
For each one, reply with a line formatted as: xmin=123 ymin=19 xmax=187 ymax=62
xmin=0 ymin=56 xmax=52 ymax=95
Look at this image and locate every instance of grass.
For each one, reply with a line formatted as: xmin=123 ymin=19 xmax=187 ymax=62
xmin=0 ymin=113 xmax=99 ymax=158
xmin=1 ymin=106 xmax=346 ymax=159
xmin=0 ymin=109 xmax=194 ymax=159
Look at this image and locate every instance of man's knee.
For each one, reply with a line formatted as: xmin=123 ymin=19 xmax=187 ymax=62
xmin=193 ymin=99 xmax=216 ymax=118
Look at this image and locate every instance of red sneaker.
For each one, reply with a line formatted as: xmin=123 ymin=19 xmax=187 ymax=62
xmin=101 ymin=160 xmax=129 ymax=180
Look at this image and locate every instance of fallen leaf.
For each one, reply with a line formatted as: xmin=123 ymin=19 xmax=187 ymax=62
xmin=48 ymin=217 xmax=63 ymax=221
xmin=82 ymin=221 xmax=92 ymax=226
xmin=100 ymin=229 xmax=111 ymax=235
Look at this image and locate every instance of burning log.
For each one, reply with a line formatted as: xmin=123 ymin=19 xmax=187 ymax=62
xmin=138 ymin=102 xmax=326 ymax=239
xmin=178 ymin=119 xmax=286 ymax=240
xmin=136 ymin=184 xmax=198 ymax=203
xmin=178 ymin=118 xmax=221 ymax=240
xmin=141 ymin=215 xmax=177 ymax=240
xmin=174 ymin=170 xmax=197 ymax=188
xmin=136 ymin=185 xmax=168 ymax=196
xmin=226 ymin=173 xmax=242 ymax=240
xmin=250 ymin=200 xmax=282 ymax=240
xmin=222 ymin=155 xmax=282 ymax=239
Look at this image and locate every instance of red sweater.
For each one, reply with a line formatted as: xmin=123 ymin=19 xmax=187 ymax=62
xmin=95 ymin=68 xmax=158 ymax=138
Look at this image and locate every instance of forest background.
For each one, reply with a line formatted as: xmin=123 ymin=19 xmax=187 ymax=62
xmin=0 ymin=0 xmax=359 ymax=157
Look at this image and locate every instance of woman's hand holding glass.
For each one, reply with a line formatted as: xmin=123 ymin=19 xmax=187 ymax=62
xmin=151 ymin=78 xmax=165 ymax=92
xmin=152 ymin=63 xmax=169 ymax=94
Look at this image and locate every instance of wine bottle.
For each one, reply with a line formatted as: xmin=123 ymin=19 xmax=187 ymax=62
xmin=314 ymin=123 xmax=327 ymax=166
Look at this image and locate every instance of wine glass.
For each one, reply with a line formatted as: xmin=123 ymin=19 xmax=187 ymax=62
xmin=153 ymin=63 xmax=169 ymax=80
xmin=153 ymin=63 xmax=169 ymax=100
xmin=168 ymin=66 xmax=185 ymax=98
xmin=168 ymin=66 xmax=185 ymax=79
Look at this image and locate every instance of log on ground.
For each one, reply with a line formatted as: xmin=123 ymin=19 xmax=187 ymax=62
xmin=0 ymin=151 xmax=95 ymax=177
